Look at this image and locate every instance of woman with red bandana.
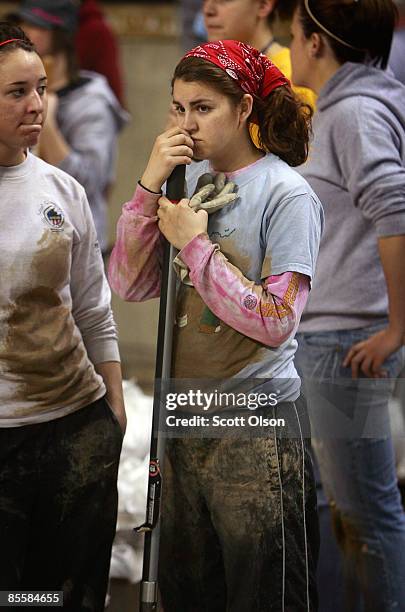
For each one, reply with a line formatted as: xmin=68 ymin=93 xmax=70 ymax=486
xmin=109 ymin=40 xmax=323 ymax=610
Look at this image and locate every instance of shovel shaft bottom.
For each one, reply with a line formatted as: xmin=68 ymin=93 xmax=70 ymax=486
xmin=140 ymin=580 xmax=158 ymax=610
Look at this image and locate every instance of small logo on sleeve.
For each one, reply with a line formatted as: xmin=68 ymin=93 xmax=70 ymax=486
xmin=243 ymin=294 xmax=258 ymax=310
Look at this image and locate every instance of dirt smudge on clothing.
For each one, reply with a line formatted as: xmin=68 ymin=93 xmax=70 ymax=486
xmin=34 ymin=229 xmax=71 ymax=289
xmin=172 ymin=284 xmax=265 ymax=386
xmin=262 ymin=254 xmax=272 ymax=278
xmin=221 ymin=238 xmax=253 ymax=277
xmin=2 ymin=230 xmax=99 ymax=412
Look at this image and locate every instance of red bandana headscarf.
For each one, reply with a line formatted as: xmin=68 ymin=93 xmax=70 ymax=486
xmin=182 ymin=40 xmax=290 ymax=99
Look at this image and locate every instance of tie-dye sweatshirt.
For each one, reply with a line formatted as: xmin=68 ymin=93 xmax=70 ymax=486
xmin=109 ymin=154 xmax=323 ymax=401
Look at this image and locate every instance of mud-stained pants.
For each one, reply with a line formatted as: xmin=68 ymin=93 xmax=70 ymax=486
xmin=159 ymin=400 xmax=319 ymax=612
xmin=0 ymin=397 xmax=123 ymax=612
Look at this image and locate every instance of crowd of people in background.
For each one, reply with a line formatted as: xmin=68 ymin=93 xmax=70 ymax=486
xmin=0 ymin=0 xmax=405 ymax=610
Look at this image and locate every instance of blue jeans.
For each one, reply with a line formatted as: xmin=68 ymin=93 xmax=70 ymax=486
xmin=296 ymin=322 xmax=405 ymax=612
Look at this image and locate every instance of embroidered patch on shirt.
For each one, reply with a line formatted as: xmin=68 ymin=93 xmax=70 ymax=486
xmin=39 ymin=202 xmax=65 ymax=231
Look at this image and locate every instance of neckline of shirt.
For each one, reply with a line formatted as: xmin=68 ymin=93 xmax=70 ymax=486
xmin=0 ymin=151 xmax=34 ymax=180
xmin=208 ymin=154 xmax=272 ymax=185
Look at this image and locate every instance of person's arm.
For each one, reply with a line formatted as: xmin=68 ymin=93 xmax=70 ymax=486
xmin=157 ymin=197 xmax=311 ymax=347
xmin=70 ymin=187 xmax=125 ymax=422
xmin=338 ymin=104 xmax=405 ymax=377
xmin=40 ymin=91 xmax=118 ymax=194
xmin=108 ymin=183 xmax=164 ymax=301
xmin=39 ymin=92 xmax=70 ymax=164
xmin=379 ymin=236 xmax=405 ymax=341
xmin=343 ymin=235 xmax=405 ymax=377
xmin=182 ymin=234 xmax=309 ymax=346
xmin=108 ymin=126 xmax=195 ymax=300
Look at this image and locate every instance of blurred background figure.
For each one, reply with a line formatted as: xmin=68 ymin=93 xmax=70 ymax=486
xmin=389 ymin=0 xmax=405 ymax=83
xmin=180 ymin=0 xmax=205 ymax=51
xmin=76 ymin=0 xmax=126 ymax=106
xmin=290 ymin=0 xmax=405 ymax=609
xmin=202 ymin=0 xmax=316 ymax=106
xmin=7 ymin=0 xmax=129 ymax=257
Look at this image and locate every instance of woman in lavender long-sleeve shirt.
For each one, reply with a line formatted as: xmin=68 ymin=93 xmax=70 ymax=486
xmin=109 ymin=41 xmax=323 ymax=610
xmin=290 ymin=0 xmax=405 ymax=609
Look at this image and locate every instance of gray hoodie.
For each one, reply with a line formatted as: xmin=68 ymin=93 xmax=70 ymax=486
xmin=57 ymin=70 xmax=129 ymax=252
xmin=298 ymin=62 xmax=405 ymax=332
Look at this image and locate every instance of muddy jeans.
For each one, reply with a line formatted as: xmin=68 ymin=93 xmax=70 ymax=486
xmin=0 ymin=396 xmax=123 ymax=611
xmin=296 ymin=322 xmax=405 ymax=612
xmin=159 ymin=401 xmax=319 ymax=612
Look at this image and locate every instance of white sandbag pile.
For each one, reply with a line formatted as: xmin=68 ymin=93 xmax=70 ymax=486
xmin=110 ymin=380 xmax=153 ymax=583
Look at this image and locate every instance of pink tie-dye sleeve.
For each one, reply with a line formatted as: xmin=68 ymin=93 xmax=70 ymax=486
xmin=108 ymin=184 xmax=163 ymax=301
xmin=178 ymin=233 xmax=310 ymax=347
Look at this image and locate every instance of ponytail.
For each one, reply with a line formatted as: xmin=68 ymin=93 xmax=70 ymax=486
xmin=254 ymin=86 xmax=313 ymax=166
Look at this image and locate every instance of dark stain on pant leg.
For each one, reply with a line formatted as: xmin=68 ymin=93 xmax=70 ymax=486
xmin=330 ymin=503 xmax=363 ymax=556
xmin=329 ymin=503 xmax=394 ymax=610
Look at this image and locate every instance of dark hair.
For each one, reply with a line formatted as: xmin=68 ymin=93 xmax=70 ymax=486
xmin=0 ymin=22 xmax=35 ymax=56
xmin=297 ymin=0 xmax=398 ymax=68
xmin=50 ymin=28 xmax=78 ymax=82
xmin=172 ymin=57 xmax=312 ymax=167
xmin=273 ymin=0 xmax=299 ymax=21
xmin=266 ymin=4 xmax=277 ymax=26
xmin=1 ymin=17 xmax=78 ymax=82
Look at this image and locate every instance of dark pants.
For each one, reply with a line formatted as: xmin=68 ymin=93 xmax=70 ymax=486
xmin=159 ymin=401 xmax=319 ymax=611
xmin=0 ymin=397 xmax=123 ymax=611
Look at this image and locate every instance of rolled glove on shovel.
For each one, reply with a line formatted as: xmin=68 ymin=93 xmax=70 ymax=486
xmin=173 ymin=172 xmax=238 ymax=285
xmin=189 ymin=172 xmax=238 ymax=213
